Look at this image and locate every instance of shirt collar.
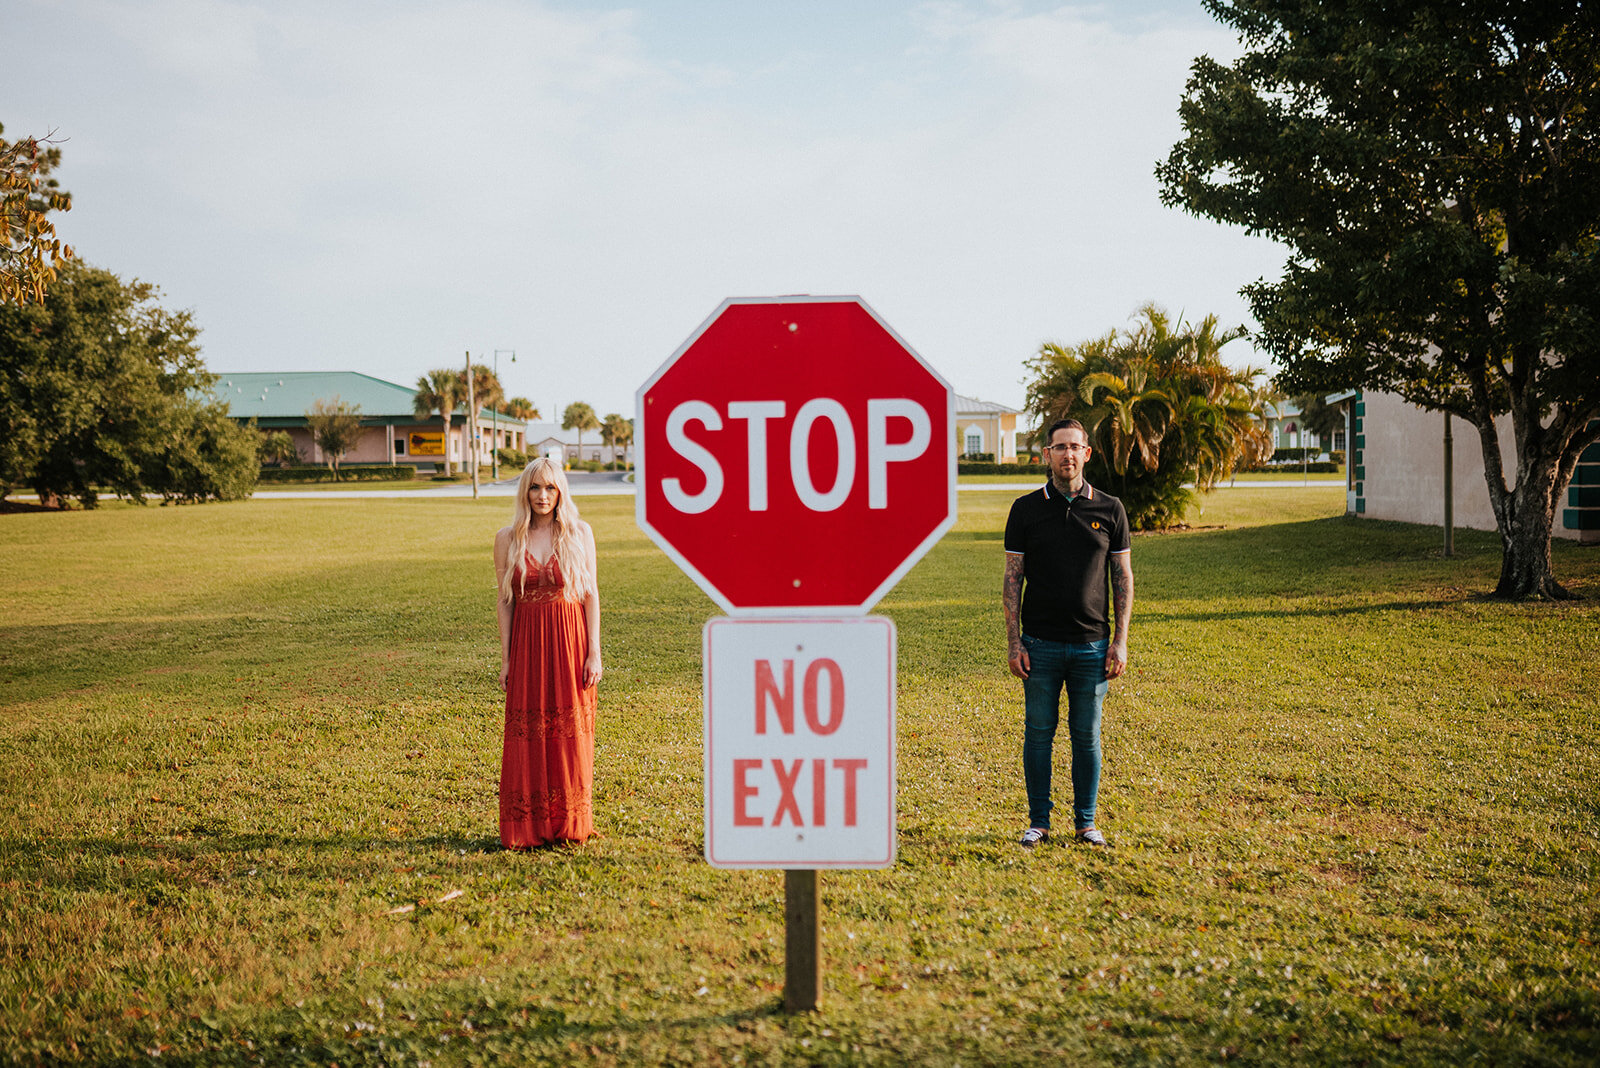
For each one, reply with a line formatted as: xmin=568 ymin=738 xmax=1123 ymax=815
xmin=1043 ymin=480 xmax=1094 ymax=501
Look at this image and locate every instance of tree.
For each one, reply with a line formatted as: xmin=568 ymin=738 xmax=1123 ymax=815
xmin=1290 ymin=394 xmax=1346 ymax=449
xmin=1158 ymin=0 xmax=1600 ymax=598
xmin=1025 ymin=304 xmax=1273 ymax=529
xmin=464 ymin=363 xmax=504 ymax=418
xmin=599 ymin=412 xmax=630 ymax=467
xmin=0 ymin=261 xmax=258 ymax=506
xmin=601 ymin=412 xmax=633 ymax=469
xmin=562 ymin=402 xmax=600 ymax=465
xmin=504 ymin=396 xmax=540 ymax=421
xmin=258 ymin=429 xmax=299 ymax=467
xmin=304 ymin=397 xmax=363 ymax=480
xmin=1 ymin=123 xmax=73 ymax=307
xmin=412 ymin=369 xmax=460 ymax=475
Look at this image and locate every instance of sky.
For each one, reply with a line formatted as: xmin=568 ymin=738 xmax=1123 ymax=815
xmin=6 ymin=0 xmax=1290 ymax=420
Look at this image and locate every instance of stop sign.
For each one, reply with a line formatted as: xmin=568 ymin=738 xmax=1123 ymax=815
xmin=636 ymin=296 xmax=955 ymax=615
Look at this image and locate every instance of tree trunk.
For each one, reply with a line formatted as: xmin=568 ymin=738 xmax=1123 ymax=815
xmin=1472 ymin=412 xmax=1573 ymax=601
xmin=1494 ymin=472 xmax=1569 ymax=599
xmin=440 ymin=413 xmax=453 ymax=476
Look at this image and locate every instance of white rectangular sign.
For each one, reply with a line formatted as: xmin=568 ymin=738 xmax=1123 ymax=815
xmin=703 ymin=617 xmax=896 ymax=869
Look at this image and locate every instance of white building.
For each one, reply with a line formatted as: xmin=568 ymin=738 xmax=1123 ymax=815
xmin=1339 ymin=390 xmax=1597 ymax=543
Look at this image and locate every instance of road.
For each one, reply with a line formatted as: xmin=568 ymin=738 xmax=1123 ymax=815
xmin=249 ymin=474 xmax=1344 ymax=500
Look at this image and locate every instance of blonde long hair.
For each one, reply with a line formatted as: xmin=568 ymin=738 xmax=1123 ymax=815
xmin=499 ymin=458 xmax=591 ymax=603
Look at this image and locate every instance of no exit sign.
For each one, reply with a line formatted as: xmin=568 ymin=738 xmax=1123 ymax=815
xmin=703 ymin=617 xmax=896 ymax=869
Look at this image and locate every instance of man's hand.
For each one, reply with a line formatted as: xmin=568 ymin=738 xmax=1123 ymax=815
xmin=1009 ymin=640 xmax=1030 ymax=680
xmin=1104 ymin=640 xmax=1127 ymax=680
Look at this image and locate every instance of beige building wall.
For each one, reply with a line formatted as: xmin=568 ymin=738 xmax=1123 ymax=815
xmin=957 ymin=411 xmax=1019 ymax=461
xmin=1358 ymin=390 xmax=1583 ymax=542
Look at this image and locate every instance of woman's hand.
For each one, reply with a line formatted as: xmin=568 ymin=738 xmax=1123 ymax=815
xmin=499 ymin=661 xmax=510 ymax=692
xmin=583 ymin=651 xmax=603 ymax=689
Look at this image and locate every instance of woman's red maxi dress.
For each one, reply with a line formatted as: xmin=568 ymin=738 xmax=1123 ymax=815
xmin=500 ymin=554 xmax=596 ymax=848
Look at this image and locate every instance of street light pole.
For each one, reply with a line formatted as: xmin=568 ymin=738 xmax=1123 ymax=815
xmin=493 ymin=349 xmax=515 ymax=481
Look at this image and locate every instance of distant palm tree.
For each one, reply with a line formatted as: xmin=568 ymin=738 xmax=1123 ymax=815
xmin=602 ymin=413 xmax=633 ymax=470
xmin=465 ymin=364 xmax=504 ymax=417
xmin=562 ymin=402 xmax=600 ymax=465
xmin=504 ymin=396 xmax=540 ymax=421
xmin=600 ymin=412 xmax=632 ymax=468
xmin=413 ymin=369 xmax=461 ymax=475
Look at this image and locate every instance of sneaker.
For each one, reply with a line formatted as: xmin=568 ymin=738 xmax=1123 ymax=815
xmin=1075 ymin=828 xmax=1110 ymax=848
xmin=1019 ymin=827 xmax=1049 ymax=848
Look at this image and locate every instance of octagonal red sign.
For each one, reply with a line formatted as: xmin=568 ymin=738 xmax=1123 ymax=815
xmin=636 ymin=296 xmax=955 ymax=615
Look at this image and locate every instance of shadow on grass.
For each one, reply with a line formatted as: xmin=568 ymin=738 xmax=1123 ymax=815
xmin=130 ymin=997 xmax=793 ymax=1068
xmin=1138 ymin=595 xmax=1477 ymax=623
xmin=0 ymin=828 xmax=728 ymax=889
xmin=1 ymin=831 xmax=504 ymax=869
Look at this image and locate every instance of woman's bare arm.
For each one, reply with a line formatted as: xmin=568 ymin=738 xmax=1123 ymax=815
xmin=494 ymin=527 xmax=514 ymax=691
xmin=581 ymin=522 xmax=602 ymax=688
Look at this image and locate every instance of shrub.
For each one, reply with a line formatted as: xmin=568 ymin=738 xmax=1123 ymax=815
xmin=257 ymin=465 xmax=417 ymax=483
xmin=1025 ymin=304 xmax=1273 ymax=529
xmin=958 ymin=461 xmax=1045 ymax=476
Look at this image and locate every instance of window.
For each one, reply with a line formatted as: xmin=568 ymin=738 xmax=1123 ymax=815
xmin=394 ymin=436 xmax=406 ymax=455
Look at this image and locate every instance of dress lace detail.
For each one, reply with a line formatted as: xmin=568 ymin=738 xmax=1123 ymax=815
xmin=500 ymin=551 xmax=596 ymax=848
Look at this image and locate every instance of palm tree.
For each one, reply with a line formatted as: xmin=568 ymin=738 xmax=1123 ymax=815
xmin=606 ymin=414 xmax=634 ymax=470
xmin=465 ymin=364 xmax=504 ymax=417
xmin=562 ymin=402 xmax=600 ymax=466
xmin=600 ymin=412 xmax=632 ymax=468
xmin=413 ymin=369 xmax=461 ymax=475
xmin=504 ymin=396 xmax=540 ymax=421
xmin=1079 ymin=356 xmax=1174 ymax=477
xmin=1023 ymin=303 xmax=1270 ymax=528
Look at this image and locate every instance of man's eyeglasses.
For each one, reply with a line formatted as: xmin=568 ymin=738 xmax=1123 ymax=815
xmin=1045 ymin=443 xmax=1089 ymax=455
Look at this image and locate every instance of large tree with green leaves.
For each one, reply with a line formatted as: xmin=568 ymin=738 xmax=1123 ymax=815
xmin=1158 ymin=0 xmax=1600 ymax=598
xmin=0 ymin=261 xmax=257 ymax=506
xmin=1025 ymin=304 xmax=1273 ymax=529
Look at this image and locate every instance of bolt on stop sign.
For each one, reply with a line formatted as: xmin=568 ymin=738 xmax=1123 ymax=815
xmin=636 ymin=296 xmax=956 ymax=615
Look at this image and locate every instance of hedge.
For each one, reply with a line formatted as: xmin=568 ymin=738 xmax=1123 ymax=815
xmin=257 ymin=464 xmax=419 ymax=483
xmin=957 ymin=461 xmax=1046 ymax=476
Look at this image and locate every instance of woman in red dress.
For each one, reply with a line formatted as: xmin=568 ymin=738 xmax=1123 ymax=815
xmin=494 ymin=458 xmax=602 ymax=848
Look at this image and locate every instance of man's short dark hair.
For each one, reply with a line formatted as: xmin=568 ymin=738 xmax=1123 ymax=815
xmin=1046 ymin=418 xmax=1086 ymax=442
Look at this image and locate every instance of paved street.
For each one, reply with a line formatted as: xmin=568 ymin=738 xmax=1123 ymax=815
xmin=249 ymin=475 xmax=1344 ymax=500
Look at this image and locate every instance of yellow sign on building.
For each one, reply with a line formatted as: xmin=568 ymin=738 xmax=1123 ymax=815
xmin=408 ymin=431 xmax=445 ymax=456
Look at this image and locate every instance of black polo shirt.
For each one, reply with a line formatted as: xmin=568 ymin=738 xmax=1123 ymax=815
xmin=1004 ymin=480 xmax=1130 ymax=642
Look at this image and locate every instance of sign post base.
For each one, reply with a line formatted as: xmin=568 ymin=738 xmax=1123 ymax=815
xmin=783 ymin=869 xmax=820 ymax=1013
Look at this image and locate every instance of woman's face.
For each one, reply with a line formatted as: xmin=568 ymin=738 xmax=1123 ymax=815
xmin=528 ymin=476 xmax=559 ymax=516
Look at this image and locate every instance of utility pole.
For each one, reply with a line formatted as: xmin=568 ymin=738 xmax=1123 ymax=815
xmin=466 ymin=351 xmax=478 ymax=500
xmin=493 ymin=349 xmax=516 ymax=480
xmin=1443 ymin=412 xmax=1454 ymax=557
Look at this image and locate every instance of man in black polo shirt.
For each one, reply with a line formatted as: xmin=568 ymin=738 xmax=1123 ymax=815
xmin=1002 ymin=418 xmax=1133 ymax=848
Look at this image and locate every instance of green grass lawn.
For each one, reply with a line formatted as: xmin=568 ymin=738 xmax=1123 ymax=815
xmin=2 ymin=488 xmax=1596 ymax=1065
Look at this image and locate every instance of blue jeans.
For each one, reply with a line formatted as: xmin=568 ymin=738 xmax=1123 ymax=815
xmin=1021 ymin=634 xmax=1108 ymax=831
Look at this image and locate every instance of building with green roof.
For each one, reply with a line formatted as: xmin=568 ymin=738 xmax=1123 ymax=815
xmin=212 ymin=371 xmax=525 ymax=471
